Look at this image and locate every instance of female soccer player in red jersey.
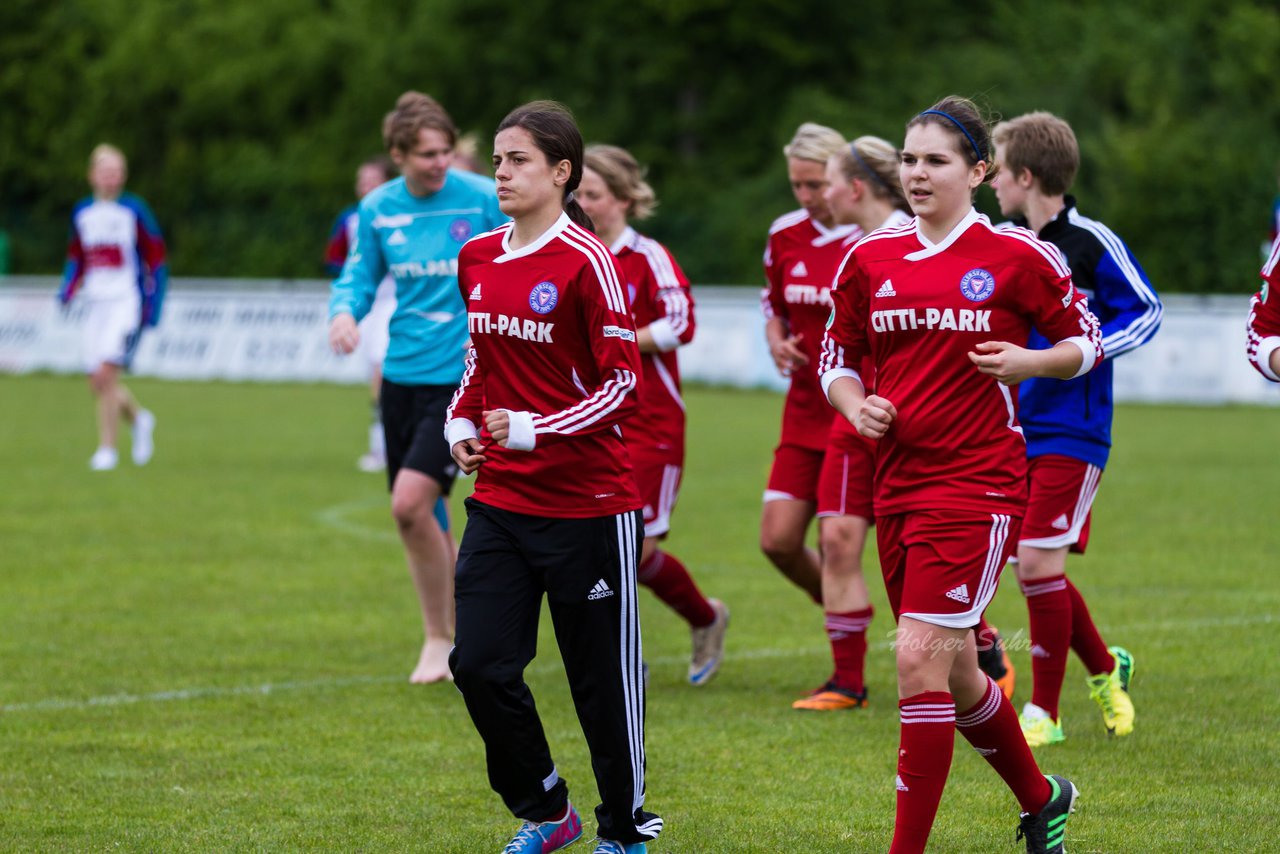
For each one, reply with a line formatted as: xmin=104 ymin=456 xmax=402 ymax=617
xmin=1248 ymin=235 xmax=1280 ymax=381
xmin=791 ymin=136 xmax=912 ymax=712
xmin=760 ymin=123 xmax=863 ymax=603
xmin=820 ymin=97 xmax=1104 ymax=854
xmin=446 ymin=102 xmax=660 ymax=854
xmin=579 ymin=144 xmax=730 ymax=686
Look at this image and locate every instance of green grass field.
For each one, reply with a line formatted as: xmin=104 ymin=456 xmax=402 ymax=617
xmin=2 ymin=375 xmax=1277 ymax=852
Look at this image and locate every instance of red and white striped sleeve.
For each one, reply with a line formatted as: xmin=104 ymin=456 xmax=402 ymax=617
xmin=638 ymin=237 xmax=695 ymax=352
xmin=819 ymin=245 xmax=869 ymax=399
xmin=511 ymin=225 xmax=641 ymax=449
xmin=1247 ymin=237 xmax=1280 ymax=382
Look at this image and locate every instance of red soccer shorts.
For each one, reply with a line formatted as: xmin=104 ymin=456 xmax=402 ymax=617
xmin=816 ymin=426 xmax=875 ymax=520
xmin=877 ymin=510 xmax=1021 ymax=629
xmin=633 ymin=451 xmax=683 ymax=539
xmin=1019 ymin=454 xmax=1102 ymax=554
xmin=764 ymin=442 xmax=825 ymax=504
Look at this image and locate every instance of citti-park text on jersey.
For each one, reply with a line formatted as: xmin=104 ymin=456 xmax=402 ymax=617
xmin=468 ymin=311 xmax=555 ymax=343
xmin=871 ymin=307 xmax=992 ymax=333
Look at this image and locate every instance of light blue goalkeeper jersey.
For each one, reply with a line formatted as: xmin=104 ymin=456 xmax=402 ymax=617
xmin=329 ymin=170 xmax=505 ymax=385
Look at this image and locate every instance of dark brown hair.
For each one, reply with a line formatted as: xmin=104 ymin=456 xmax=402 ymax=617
xmin=906 ymin=95 xmax=999 ymax=184
xmin=497 ymin=100 xmax=592 ymax=231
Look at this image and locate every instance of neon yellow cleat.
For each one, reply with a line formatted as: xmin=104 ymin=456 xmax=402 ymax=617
xmin=1086 ymin=648 xmax=1135 ymax=736
xmin=1019 ymin=703 xmax=1065 ymax=747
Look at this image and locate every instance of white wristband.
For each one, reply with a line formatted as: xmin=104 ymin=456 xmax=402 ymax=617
xmin=503 ymin=410 xmax=537 ymax=451
xmin=444 ymin=417 xmax=480 ymax=447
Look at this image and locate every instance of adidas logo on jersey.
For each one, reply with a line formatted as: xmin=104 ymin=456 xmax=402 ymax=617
xmin=1050 ymin=513 xmax=1070 ymax=531
xmin=944 ymin=584 xmax=971 ymax=604
xmin=587 ymin=579 xmax=614 ymax=601
xmin=875 ymin=280 xmax=897 ymax=298
xmin=469 ymin=283 xmax=482 ymax=301
xmin=387 ymin=229 xmax=408 ymax=246
xmin=895 ymin=775 xmax=909 ymax=792
xmin=790 ymin=261 xmax=809 ymax=277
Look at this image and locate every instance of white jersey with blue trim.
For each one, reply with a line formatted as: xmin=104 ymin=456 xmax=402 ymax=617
xmin=329 ymin=170 xmax=506 ymax=385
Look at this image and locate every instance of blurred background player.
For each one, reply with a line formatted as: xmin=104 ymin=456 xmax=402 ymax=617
xmin=328 ymin=91 xmax=504 ymax=684
xmin=988 ymin=111 xmax=1161 ymax=746
xmin=759 ymin=123 xmax=863 ymax=604
xmin=59 ymin=144 xmax=167 ymax=471
xmin=579 ymin=143 xmax=729 ymax=686
xmin=1247 ymin=234 xmax=1280 ymax=381
xmin=326 ymin=155 xmax=400 ymax=472
xmin=790 ymin=135 xmax=912 ymax=712
xmin=822 ymin=96 xmax=1101 ymax=854
xmin=447 ymin=101 xmax=660 ymax=854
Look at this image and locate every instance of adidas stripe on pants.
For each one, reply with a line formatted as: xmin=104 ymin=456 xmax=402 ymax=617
xmin=449 ymin=497 xmax=662 ymax=845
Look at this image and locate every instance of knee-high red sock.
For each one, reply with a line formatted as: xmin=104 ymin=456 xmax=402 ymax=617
xmin=889 ymin=691 xmax=955 ymax=854
xmin=955 ymin=676 xmax=1052 ymax=815
xmin=825 ymin=607 xmax=873 ymax=693
xmin=1066 ymin=579 xmax=1114 ymax=675
xmin=1022 ymin=574 xmax=1071 ymax=719
xmin=637 ymin=550 xmax=716 ymax=628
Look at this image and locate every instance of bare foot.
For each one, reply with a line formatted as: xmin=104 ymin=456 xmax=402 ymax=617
xmin=410 ymin=638 xmax=453 ymax=684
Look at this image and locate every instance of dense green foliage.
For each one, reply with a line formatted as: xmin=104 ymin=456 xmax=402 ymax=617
xmin=2 ymin=376 xmax=1278 ymax=850
xmin=3 ymin=0 xmax=1278 ymax=291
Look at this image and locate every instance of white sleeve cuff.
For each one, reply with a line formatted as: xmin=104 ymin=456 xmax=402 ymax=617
xmin=444 ymin=418 xmax=480 ymax=447
xmin=647 ymin=318 xmax=682 ymax=352
xmin=820 ymin=368 xmax=863 ymax=403
xmin=1258 ymin=336 xmax=1280 ymax=382
xmin=503 ymin=410 xmax=537 ymax=451
xmin=1063 ymin=336 xmax=1098 ymax=379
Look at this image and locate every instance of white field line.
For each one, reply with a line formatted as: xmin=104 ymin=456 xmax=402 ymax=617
xmin=314 ymin=498 xmax=398 ymax=544
xmin=3 ymin=612 xmax=1274 ymax=715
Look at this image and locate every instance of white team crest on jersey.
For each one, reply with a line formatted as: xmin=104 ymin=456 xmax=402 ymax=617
xmin=875 ymin=280 xmax=897 ymax=298
xmin=959 ymin=268 xmax=996 ymax=302
xmin=387 ymin=229 xmax=408 ymax=246
xmin=791 ymin=261 xmax=809 ymax=277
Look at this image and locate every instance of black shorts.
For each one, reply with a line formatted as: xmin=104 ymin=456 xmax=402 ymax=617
xmin=380 ymin=379 xmax=459 ymax=494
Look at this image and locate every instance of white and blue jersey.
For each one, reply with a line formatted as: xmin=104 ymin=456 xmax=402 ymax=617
xmin=329 ymin=170 xmax=505 ymax=385
xmin=1010 ymin=197 xmax=1162 ymax=469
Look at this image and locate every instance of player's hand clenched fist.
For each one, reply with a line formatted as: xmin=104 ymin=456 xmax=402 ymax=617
xmin=856 ymin=395 xmax=897 ymax=440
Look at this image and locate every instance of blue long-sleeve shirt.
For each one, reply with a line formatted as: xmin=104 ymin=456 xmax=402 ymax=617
xmin=328 ymin=170 xmax=505 ymax=385
xmin=1014 ymin=198 xmax=1162 ymax=468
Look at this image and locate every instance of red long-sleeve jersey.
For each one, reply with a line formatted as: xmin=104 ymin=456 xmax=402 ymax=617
xmin=761 ymin=210 xmax=862 ymax=450
xmin=1247 ymin=236 xmax=1280 ymax=382
xmin=612 ymin=226 xmax=695 ymax=459
xmin=447 ymin=215 xmax=643 ymax=518
xmin=820 ymin=209 xmax=1104 ymax=517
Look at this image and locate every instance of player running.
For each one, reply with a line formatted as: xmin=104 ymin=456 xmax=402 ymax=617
xmin=59 ymin=144 xmax=166 ymax=472
xmin=986 ymin=111 xmax=1161 ymax=746
xmin=760 ymin=123 xmax=863 ymax=604
xmin=1248 ymin=235 xmax=1280 ymax=381
xmin=821 ymin=96 xmax=1102 ymax=854
xmin=791 ymin=135 xmax=913 ymax=712
xmin=328 ymin=92 xmax=505 ymax=684
xmin=578 ymin=143 xmax=729 ymax=686
xmin=447 ymin=101 xmax=660 ymax=854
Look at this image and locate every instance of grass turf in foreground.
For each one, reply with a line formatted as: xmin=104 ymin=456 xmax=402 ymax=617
xmin=1 ymin=375 xmax=1276 ymax=852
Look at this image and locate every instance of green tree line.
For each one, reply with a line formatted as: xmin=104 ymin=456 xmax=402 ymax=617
xmin=2 ymin=0 xmax=1277 ymax=292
